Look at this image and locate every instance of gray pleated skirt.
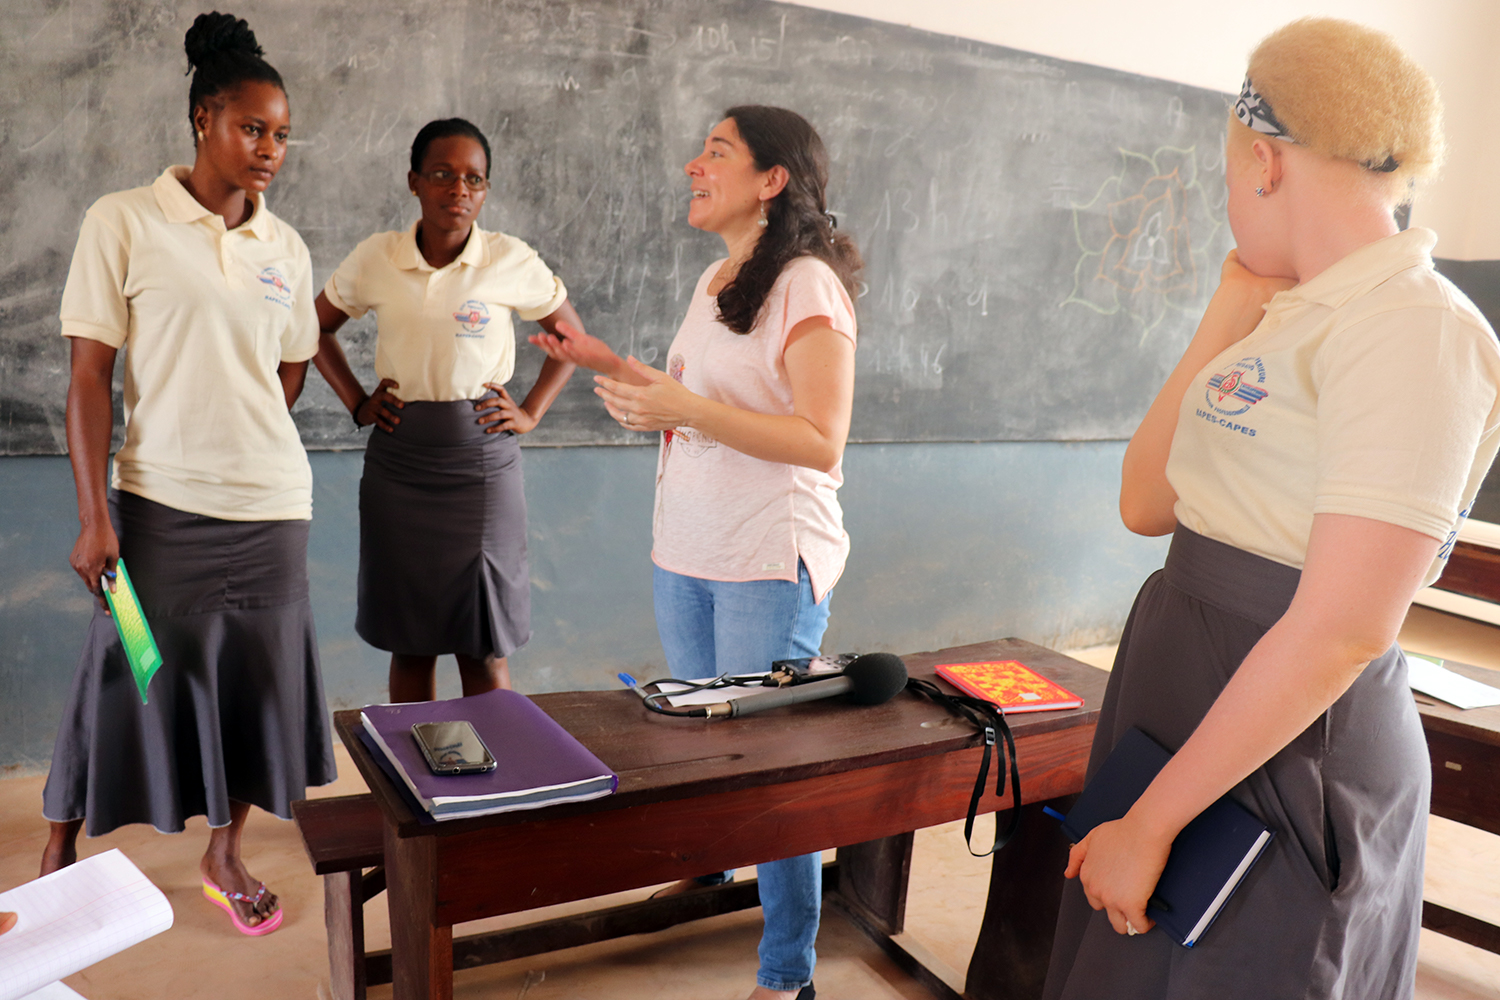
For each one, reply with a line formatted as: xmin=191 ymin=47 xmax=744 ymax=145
xmin=43 ymin=491 xmax=337 ymax=836
xmin=1043 ymin=525 xmax=1428 ymax=1000
xmin=355 ymin=397 xmax=531 ymax=659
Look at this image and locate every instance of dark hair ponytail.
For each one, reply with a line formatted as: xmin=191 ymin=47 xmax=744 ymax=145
xmin=715 ymin=106 xmax=862 ymax=336
xmin=184 ymin=12 xmax=284 ymax=140
xmin=410 ymin=118 xmax=493 ymax=178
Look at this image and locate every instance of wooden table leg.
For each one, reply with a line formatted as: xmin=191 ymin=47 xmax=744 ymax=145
xmin=325 ymin=870 xmax=366 ymax=1000
xmin=834 ymin=833 xmax=915 ymax=935
xmin=384 ymin=827 xmax=453 ymax=1000
xmin=964 ymin=798 xmax=1074 ymax=1000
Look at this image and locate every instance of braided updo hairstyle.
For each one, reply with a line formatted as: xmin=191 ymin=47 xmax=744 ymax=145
xmin=184 ymin=11 xmax=285 ymax=143
xmin=715 ymin=106 xmax=863 ymax=336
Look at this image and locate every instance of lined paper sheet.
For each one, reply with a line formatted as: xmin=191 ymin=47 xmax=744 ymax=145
xmin=17 ymin=983 xmax=86 ymax=1000
xmin=0 ymin=849 xmax=173 ymax=1000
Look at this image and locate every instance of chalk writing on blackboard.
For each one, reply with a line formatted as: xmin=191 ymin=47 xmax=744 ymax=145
xmin=1061 ymin=146 xmax=1226 ymax=344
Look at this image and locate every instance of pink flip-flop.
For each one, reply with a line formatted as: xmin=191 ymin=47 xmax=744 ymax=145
xmin=202 ymin=878 xmax=283 ymax=936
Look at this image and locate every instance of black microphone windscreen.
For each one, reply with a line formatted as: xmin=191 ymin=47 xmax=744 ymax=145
xmin=843 ymin=652 xmax=908 ymax=705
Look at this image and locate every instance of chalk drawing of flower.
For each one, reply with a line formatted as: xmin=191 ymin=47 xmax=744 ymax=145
xmin=1061 ymin=146 xmax=1225 ymax=344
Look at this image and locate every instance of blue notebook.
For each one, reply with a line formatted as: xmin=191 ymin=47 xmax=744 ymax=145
xmin=1060 ymin=727 xmax=1274 ymax=948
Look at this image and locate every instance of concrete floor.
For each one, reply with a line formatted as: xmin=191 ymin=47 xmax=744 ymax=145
xmin=2 ymin=613 xmax=1498 ymax=999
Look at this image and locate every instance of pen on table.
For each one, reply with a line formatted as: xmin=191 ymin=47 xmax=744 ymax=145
xmin=618 ymin=673 xmax=650 ymax=700
xmin=1041 ymin=804 xmax=1171 ymax=912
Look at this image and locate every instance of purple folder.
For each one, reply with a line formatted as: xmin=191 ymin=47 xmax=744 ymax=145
xmin=360 ymin=688 xmax=618 ymax=820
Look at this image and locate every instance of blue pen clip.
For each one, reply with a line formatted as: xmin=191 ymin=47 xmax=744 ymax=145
xmin=1042 ymin=805 xmax=1067 ymax=823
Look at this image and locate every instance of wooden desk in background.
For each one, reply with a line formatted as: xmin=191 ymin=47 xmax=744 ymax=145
xmin=1411 ymin=657 xmax=1500 ymax=955
xmin=329 ymin=638 xmax=1107 ymax=1000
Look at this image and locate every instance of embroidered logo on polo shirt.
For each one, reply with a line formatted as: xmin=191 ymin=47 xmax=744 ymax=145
xmin=1204 ymin=358 xmax=1269 ymax=416
xmin=257 ymin=267 xmax=292 ymax=308
xmin=454 ymin=300 xmax=491 ymax=338
xmin=1194 ymin=356 xmax=1268 ymax=437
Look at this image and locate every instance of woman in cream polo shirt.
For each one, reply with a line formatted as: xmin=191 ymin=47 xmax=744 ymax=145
xmin=1044 ymin=20 xmax=1500 ymax=1000
xmin=313 ymin=118 xmax=585 ymax=701
xmin=41 ymin=13 xmax=335 ymax=936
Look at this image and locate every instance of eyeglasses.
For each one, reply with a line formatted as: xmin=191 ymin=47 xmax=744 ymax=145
xmin=417 ymin=169 xmax=489 ymax=192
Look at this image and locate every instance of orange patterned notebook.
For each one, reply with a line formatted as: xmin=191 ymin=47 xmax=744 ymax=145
xmin=934 ymin=661 xmax=1084 ymax=713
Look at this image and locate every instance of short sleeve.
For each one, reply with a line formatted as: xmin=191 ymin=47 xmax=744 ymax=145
xmin=323 ymin=240 xmax=370 ymax=319
xmin=280 ymin=239 xmax=319 ymax=363
xmin=59 ymin=208 xmax=131 ymax=348
xmin=509 ymin=245 xmax=569 ymax=322
xmin=777 ymin=258 xmax=857 ymax=347
xmin=1314 ymin=308 xmax=1500 ymax=539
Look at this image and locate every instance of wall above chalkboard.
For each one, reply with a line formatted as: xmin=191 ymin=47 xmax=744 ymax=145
xmin=0 ymin=0 xmax=1233 ymax=454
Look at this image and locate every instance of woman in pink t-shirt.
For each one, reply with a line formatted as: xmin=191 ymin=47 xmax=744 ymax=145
xmin=532 ymin=106 xmax=860 ymax=1000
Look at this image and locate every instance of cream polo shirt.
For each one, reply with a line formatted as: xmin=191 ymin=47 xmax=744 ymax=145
xmin=60 ymin=166 xmax=318 ymax=521
xmin=1167 ymin=227 xmax=1500 ymax=586
xmin=323 ymin=222 xmax=568 ymax=402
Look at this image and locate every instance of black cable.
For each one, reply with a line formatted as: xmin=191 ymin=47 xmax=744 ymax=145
xmin=905 ymin=678 xmax=1023 ymax=857
xmin=621 ymin=672 xmax=777 ymax=718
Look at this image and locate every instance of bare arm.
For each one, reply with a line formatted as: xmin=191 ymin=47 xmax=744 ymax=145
xmin=1067 ymin=513 xmax=1438 ymax=934
xmin=310 ymin=290 xmax=404 ymax=432
xmin=594 ymin=318 xmax=855 ymax=473
xmin=277 ymin=360 xmax=308 ymax=409
xmin=475 ymin=301 xmax=583 ymax=434
xmin=1120 ymin=252 xmax=1295 ymax=535
xmin=66 ymin=338 xmax=120 ymax=609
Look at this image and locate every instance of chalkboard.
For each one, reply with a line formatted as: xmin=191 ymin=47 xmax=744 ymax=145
xmin=0 ymin=0 xmax=1235 ymax=453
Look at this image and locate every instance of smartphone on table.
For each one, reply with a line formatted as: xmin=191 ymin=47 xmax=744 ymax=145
xmin=411 ymin=720 xmax=497 ymax=775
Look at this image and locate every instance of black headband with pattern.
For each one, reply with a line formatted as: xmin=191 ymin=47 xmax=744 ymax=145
xmin=1233 ymin=78 xmax=1295 ymax=142
xmin=1233 ymin=76 xmax=1399 ymax=173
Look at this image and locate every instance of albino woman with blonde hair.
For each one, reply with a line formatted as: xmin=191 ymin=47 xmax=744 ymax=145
xmin=1044 ymin=18 xmax=1500 ymax=999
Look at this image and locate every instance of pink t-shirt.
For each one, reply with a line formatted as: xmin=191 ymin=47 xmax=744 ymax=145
xmin=651 ymin=257 xmax=858 ymax=602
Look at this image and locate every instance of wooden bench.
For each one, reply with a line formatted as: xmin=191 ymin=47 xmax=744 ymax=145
xmin=292 ymin=792 xmax=842 ymax=1000
xmin=292 ymin=795 xmax=386 ymax=1000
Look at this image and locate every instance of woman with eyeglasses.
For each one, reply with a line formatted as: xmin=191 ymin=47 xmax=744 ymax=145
xmin=313 ymin=118 xmax=585 ymax=701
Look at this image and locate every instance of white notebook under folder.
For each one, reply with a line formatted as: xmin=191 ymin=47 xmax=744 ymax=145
xmin=0 ymin=849 xmax=173 ymax=1000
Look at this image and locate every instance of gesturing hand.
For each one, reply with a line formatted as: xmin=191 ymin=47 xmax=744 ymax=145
xmin=594 ymin=356 xmax=699 ymax=432
xmin=474 ymin=384 xmax=538 ymax=434
xmin=529 ymin=320 xmax=625 ymax=377
xmin=356 ymin=378 xmax=404 ymax=433
xmin=1064 ymin=814 xmax=1171 ymax=937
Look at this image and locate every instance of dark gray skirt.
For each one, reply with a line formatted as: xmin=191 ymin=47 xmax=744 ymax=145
xmin=1043 ymin=525 xmax=1428 ymax=1000
xmin=43 ymin=491 xmax=337 ymax=836
xmin=355 ymin=398 xmax=531 ymax=659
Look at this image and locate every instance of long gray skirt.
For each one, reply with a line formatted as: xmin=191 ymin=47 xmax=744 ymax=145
xmin=355 ymin=398 xmax=531 ymax=659
xmin=1043 ymin=525 xmax=1428 ymax=1000
xmin=43 ymin=491 xmax=337 ymax=836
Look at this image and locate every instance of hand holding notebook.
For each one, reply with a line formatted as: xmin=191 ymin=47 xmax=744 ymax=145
xmin=1054 ymin=727 xmax=1273 ymax=947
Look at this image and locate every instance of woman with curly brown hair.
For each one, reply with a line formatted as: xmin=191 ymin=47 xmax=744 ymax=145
xmin=1045 ymin=18 xmax=1499 ymax=999
xmin=532 ymin=105 xmax=861 ymax=1000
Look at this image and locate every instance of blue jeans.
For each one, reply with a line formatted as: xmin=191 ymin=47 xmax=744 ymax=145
xmin=653 ymin=561 xmax=830 ymax=992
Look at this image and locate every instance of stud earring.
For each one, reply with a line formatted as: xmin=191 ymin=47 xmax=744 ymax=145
xmin=1254 ymin=187 xmax=1265 ymax=197
xmin=196 ymin=130 xmax=205 ymax=142
xmin=758 ymin=202 xmax=768 ymax=228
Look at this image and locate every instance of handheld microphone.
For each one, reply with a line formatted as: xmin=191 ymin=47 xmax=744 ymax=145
xmin=699 ymin=652 xmax=908 ymax=718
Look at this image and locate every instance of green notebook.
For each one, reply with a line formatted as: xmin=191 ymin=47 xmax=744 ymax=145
xmin=102 ymin=559 xmax=163 ymax=704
